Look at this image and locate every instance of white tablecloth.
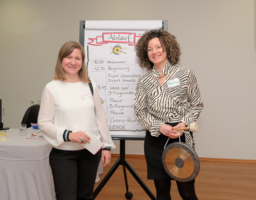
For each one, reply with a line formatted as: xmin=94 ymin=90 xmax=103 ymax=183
xmin=0 ymin=128 xmax=103 ymax=200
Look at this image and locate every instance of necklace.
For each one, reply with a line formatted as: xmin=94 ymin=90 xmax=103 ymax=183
xmin=160 ymin=72 xmax=167 ymax=78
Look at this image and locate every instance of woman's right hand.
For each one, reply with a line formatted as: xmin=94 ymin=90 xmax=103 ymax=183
xmin=159 ymin=124 xmax=175 ymax=137
xmin=69 ymin=131 xmax=91 ymax=144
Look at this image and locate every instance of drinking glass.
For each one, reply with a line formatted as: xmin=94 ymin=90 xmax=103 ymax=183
xmin=19 ymin=123 xmax=27 ymax=136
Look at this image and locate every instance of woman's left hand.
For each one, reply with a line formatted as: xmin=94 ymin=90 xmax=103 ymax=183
xmin=101 ymin=150 xmax=111 ymax=167
xmin=169 ymin=122 xmax=186 ymax=139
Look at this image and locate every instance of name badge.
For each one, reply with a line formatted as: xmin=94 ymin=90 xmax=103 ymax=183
xmin=80 ymin=92 xmax=92 ymax=99
xmin=167 ymin=78 xmax=180 ymax=87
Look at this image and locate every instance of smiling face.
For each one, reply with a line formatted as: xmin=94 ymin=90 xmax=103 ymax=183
xmin=62 ymin=48 xmax=82 ymax=77
xmin=147 ymin=37 xmax=168 ymax=68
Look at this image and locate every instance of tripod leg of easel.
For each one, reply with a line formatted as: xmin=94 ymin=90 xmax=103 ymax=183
xmin=120 ymin=140 xmax=129 ymax=192
xmin=124 ymin=160 xmax=156 ymax=200
xmin=93 ymin=157 xmax=121 ymax=199
xmin=123 ymin=163 xmax=129 ymax=192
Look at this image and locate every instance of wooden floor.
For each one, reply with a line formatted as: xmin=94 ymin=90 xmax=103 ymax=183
xmin=94 ymin=155 xmax=256 ymax=200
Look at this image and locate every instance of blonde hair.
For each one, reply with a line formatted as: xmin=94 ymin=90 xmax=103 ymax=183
xmin=54 ymin=41 xmax=89 ymax=83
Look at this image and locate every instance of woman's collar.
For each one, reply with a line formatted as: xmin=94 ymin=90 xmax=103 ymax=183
xmin=152 ymin=61 xmax=172 ymax=78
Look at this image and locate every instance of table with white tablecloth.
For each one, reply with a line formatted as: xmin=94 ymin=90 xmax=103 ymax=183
xmin=0 ymin=128 xmax=102 ymax=200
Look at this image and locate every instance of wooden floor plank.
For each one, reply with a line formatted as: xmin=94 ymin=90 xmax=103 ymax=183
xmin=94 ymin=155 xmax=256 ymax=200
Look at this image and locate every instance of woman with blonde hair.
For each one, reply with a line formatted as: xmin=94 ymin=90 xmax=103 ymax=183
xmin=38 ymin=41 xmax=115 ymax=200
xmin=134 ymin=29 xmax=203 ymax=200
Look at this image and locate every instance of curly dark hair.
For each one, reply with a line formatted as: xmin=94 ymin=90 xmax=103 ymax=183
xmin=136 ymin=29 xmax=181 ymax=70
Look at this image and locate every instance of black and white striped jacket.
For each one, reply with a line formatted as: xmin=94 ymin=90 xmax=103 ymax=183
xmin=134 ymin=62 xmax=204 ymax=138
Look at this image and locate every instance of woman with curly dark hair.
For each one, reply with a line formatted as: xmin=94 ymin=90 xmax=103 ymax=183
xmin=134 ymin=29 xmax=204 ymax=200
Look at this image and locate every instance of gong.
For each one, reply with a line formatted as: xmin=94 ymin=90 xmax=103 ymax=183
xmin=162 ymin=142 xmax=200 ymax=182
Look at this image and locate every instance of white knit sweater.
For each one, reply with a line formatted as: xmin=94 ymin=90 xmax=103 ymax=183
xmin=38 ymin=79 xmax=115 ymax=150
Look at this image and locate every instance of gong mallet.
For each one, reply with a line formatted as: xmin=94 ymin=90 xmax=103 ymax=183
xmin=175 ymin=122 xmax=198 ymax=132
xmin=164 ymin=122 xmax=198 ymax=149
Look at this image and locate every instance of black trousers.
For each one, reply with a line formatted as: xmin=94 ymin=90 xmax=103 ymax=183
xmin=49 ymin=148 xmax=102 ymax=200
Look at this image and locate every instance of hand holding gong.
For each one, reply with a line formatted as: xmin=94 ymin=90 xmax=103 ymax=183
xmin=169 ymin=122 xmax=198 ymax=139
xmin=162 ymin=122 xmax=200 ymax=182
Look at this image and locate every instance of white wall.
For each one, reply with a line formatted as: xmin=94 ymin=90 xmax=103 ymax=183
xmin=0 ymin=0 xmax=255 ymax=160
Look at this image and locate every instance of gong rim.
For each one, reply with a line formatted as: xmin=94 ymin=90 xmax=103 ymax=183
xmin=162 ymin=142 xmax=200 ymax=182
